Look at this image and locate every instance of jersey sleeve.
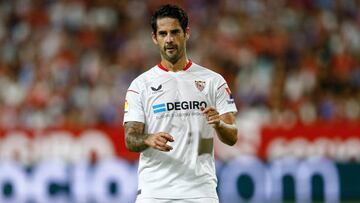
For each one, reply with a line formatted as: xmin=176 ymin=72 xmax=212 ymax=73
xmin=215 ymin=76 xmax=238 ymax=115
xmin=123 ymin=80 xmax=145 ymax=123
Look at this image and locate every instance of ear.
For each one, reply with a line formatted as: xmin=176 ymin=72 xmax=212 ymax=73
xmin=185 ymin=27 xmax=190 ymax=40
xmin=152 ymin=32 xmax=158 ymax=45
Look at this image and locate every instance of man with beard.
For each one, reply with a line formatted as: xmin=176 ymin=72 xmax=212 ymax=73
xmin=124 ymin=4 xmax=238 ymax=203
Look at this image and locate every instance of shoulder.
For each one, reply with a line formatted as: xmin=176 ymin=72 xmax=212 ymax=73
xmin=190 ymin=62 xmax=226 ymax=84
xmin=129 ymin=66 xmax=158 ymax=88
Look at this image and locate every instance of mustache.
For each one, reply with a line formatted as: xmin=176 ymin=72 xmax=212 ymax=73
xmin=164 ymin=44 xmax=177 ymax=49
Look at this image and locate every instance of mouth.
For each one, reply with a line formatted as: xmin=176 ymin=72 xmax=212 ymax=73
xmin=165 ymin=46 xmax=177 ymax=52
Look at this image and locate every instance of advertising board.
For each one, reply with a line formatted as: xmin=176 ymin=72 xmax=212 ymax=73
xmin=0 ymin=123 xmax=359 ymax=202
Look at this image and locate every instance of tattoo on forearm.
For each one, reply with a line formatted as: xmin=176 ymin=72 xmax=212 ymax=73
xmin=124 ymin=121 xmax=149 ymax=152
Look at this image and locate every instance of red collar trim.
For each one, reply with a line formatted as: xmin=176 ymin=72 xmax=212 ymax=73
xmin=157 ymin=60 xmax=192 ymax=72
xmin=183 ymin=60 xmax=192 ymax=71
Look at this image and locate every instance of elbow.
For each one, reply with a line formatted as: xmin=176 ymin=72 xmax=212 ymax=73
xmin=221 ymin=134 xmax=237 ymax=146
xmin=125 ymin=143 xmax=139 ymax=152
xmin=228 ymin=129 xmax=238 ymax=146
xmin=124 ymin=140 xmax=132 ymax=152
xmin=127 ymin=148 xmax=138 ymax=152
xmin=219 ymin=128 xmax=238 ymax=146
xmin=228 ymin=136 xmax=238 ymax=146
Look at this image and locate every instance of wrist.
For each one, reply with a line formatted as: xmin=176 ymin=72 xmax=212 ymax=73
xmin=143 ymin=134 xmax=152 ymax=146
xmin=214 ymin=120 xmax=223 ymax=129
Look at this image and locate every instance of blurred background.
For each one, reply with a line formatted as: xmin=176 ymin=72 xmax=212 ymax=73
xmin=0 ymin=0 xmax=360 ymax=202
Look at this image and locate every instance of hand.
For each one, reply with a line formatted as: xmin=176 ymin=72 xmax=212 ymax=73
xmin=144 ymin=132 xmax=174 ymax=152
xmin=201 ymin=106 xmax=221 ymax=128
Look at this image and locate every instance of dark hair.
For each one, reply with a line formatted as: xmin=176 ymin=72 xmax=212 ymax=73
xmin=151 ymin=4 xmax=188 ymax=34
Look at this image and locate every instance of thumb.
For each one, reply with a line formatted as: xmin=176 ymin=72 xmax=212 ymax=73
xmin=200 ymin=106 xmax=205 ymax=111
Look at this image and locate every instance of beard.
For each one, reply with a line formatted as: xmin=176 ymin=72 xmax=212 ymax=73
xmin=161 ymin=44 xmax=184 ymax=64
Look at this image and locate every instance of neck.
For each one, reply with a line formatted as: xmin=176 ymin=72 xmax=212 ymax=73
xmin=160 ymin=56 xmax=189 ymax=72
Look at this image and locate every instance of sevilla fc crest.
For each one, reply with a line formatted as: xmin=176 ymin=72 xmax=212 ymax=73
xmin=195 ymin=80 xmax=206 ymax=92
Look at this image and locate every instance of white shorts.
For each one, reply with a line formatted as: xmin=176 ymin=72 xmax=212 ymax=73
xmin=135 ymin=197 xmax=219 ymax=203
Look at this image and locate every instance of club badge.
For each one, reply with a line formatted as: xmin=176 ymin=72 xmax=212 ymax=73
xmin=124 ymin=100 xmax=129 ymax=113
xmin=195 ymin=80 xmax=206 ymax=92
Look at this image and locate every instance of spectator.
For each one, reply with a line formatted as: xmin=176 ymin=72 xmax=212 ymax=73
xmin=0 ymin=0 xmax=359 ymax=130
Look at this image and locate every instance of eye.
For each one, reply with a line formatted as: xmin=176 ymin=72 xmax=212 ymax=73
xmin=171 ymin=29 xmax=181 ymax=35
xmin=158 ymin=31 xmax=167 ymax=37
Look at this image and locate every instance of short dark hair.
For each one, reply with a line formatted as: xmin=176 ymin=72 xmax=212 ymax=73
xmin=151 ymin=4 xmax=188 ymax=34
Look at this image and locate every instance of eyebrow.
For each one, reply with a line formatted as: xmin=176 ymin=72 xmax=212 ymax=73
xmin=157 ymin=28 xmax=182 ymax=34
xmin=158 ymin=30 xmax=167 ymax=34
xmin=171 ymin=29 xmax=181 ymax=33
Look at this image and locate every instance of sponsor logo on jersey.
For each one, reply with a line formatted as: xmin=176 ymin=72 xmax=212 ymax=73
xmin=124 ymin=100 xmax=129 ymax=113
xmin=150 ymin=85 xmax=162 ymax=94
xmin=152 ymin=103 xmax=166 ymax=113
xmin=195 ymin=80 xmax=206 ymax=92
xmin=225 ymin=87 xmax=235 ymax=104
xmin=151 ymin=84 xmax=162 ymax=92
xmin=152 ymin=101 xmax=207 ymax=114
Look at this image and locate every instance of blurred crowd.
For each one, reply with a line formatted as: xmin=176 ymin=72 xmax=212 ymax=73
xmin=0 ymin=0 xmax=360 ymax=130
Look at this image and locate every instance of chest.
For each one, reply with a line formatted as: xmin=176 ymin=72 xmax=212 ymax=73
xmin=144 ymin=74 xmax=214 ymax=114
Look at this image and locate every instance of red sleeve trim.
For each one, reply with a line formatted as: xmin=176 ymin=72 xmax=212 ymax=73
xmin=127 ymin=90 xmax=140 ymax=94
xmin=217 ymin=82 xmax=227 ymax=90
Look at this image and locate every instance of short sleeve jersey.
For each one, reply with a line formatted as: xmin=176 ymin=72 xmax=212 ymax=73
xmin=124 ymin=60 xmax=237 ymax=199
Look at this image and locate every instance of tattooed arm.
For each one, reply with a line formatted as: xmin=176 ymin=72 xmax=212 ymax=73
xmin=124 ymin=121 xmax=149 ymax=152
xmin=124 ymin=121 xmax=175 ymax=152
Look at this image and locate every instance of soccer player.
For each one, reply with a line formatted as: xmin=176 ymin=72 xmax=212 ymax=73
xmin=124 ymin=4 xmax=238 ymax=203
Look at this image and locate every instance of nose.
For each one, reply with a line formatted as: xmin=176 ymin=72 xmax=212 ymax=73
xmin=165 ymin=33 xmax=174 ymax=43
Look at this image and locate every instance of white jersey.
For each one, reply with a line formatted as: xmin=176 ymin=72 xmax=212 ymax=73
xmin=124 ymin=60 xmax=237 ymax=199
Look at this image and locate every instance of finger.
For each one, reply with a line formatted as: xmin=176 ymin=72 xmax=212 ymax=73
xmin=160 ymin=133 xmax=174 ymax=142
xmin=201 ymin=107 xmax=210 ymax=113
xmin=154 ymin=140 xmax=173 ymax=151
xmin=208 ymin=115 xmax=220 ymax=121
xmin=207 ymin=119 xmax=219 ymax=125
xmin=162 ymin=144 xmax=173 ymax=151
xmin=156 ymin=145 xmax=172 ymax=151
xmin=201 ymin=106 xmax=216 ymax=114
xmin=156 ymin=136 xmax=168 ymax=143
xmin=207 ymin=116 xmax=220 ymax=125
xmin=154 ymin=140 xmax=167 ymax=147
xmin=154 ymin=140 xmax=174 ymax=151
xmin=155 ymin=145 xmax=168 ymax=151
xmin=207 ymin=111 xmax=219 ymax=117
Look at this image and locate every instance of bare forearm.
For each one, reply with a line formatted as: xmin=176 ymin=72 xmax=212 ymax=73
xmin=124 ymin=122 xmax=149 ymax=152
xmin=125 ymin=133 xmax=150 ymax=152
xmin=214 ymin=120 xmax=238 ymax=146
